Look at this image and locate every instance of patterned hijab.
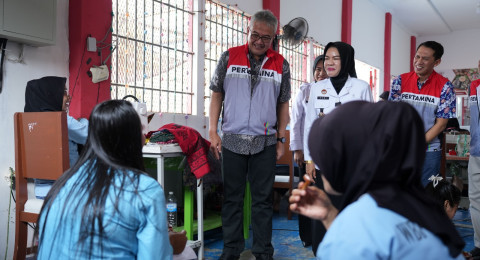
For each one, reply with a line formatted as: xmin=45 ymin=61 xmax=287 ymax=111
xmin=308 ymin=101 xmax=464 ymax=257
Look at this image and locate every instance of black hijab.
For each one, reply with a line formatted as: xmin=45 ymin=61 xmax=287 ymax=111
xmin=24 ymin=77 xmax=66 ymax=112
xmin=308 ymin=101 xmax=464 ymax=257
xmin=324 ymin=42 xmax=357 ymax=94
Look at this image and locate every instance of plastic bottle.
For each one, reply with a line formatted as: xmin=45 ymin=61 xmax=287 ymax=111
xmin=166 ymin=191 xmax=178 ymax=228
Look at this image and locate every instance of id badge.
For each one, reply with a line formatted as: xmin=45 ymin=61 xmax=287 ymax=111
xmin=314 ymin=96 xmax=330 ymax=117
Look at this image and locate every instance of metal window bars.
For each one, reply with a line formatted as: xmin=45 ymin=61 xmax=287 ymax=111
xmin=111 ymin=0 xmax=194 ymax=114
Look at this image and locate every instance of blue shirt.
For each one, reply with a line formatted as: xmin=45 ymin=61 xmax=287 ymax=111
xmin=67 ymin=115 xmax=89 ymax=166
xmin=317 ymin=194 xmax=463 ymax=259
xmin=37 ymin=164 xmax=173 ymax=259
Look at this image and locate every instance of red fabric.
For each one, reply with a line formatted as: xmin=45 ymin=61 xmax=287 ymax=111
xmin=152 ymin=123 xmax=211 ymax=179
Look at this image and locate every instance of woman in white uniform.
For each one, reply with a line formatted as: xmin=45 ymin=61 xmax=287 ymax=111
xmin=289 ymin=55 xmax=328 ymax=248
xmin=304 ymin=41 xmax=372 ymax=179
xmin=303 ymin=42 xmax=373 ymax=254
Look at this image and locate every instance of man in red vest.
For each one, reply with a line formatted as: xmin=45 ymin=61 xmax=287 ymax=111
xmin=208 ymin=10 xmax=291 ymax=260
xmin=389 ymin=41 xmax=456 ymax=187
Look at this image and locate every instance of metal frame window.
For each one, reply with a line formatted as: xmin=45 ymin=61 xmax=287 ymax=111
xmin=111 ymin=0 xmax=323 ymax=116
xmin=312 ymin=42 xmax=324 ymax=60
xmin=203 ymin=0 xmax=250 ymax=115
xmin=355 ymin=59 xmax=380 ymax=101
xmin=111 ymin=0 xmax=194 ymax=114
xmin=279 ymin=39 xmax=309 ymax=107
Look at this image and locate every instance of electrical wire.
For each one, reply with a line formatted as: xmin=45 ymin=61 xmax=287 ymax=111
xmin=70 ymin=39 xmax=88 ymax=102
xmin=97 ymin=82 xmax=100 ymax=103
xmin=4 ymin=175 xmax=13 ymax=260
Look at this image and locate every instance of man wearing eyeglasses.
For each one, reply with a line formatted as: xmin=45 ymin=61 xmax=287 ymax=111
xmin=209 ymin=9 xmax=291 ymax=260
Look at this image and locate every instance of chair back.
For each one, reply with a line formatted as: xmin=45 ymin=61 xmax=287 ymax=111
xmin=14 ymin=112 xmax=69 ymax=180
xmin=13 ymin=111 xmax=69 ymax=260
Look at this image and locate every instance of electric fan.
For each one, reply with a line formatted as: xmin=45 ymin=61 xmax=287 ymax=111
xmin=274 ymin=17 xmax=309 ymax=50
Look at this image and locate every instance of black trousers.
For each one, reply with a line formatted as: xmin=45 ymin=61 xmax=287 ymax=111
xmin=297 ymin=166 xmax=312 ymax=245
xmin=311 ymin=170 xmax=343 ymax=256
xmin=221 ymin=145 xmax=276 ymax=257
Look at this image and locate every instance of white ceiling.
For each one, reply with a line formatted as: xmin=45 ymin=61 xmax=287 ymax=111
xmin=368 ymin=0 xmax=480 ymax=37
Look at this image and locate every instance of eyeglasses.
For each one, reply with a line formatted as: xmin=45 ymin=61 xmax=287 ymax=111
xmin=250 ymin=33 xmax=273 ymax=43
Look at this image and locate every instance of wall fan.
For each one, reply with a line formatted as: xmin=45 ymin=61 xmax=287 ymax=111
xmin=274 ymin=17 xmax=309 ymax=50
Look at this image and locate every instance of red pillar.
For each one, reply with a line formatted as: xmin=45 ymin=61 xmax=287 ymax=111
xmin=410 ymin=36 xmax=416 ymax=72
xmin=341 ymin=0 xmax=352 ymax=44
xmin=384 ymin=12 xmax=392 ymax=91
xmin=263 ymin=0 xmax=280 ymax=32
xmin=69 ymin=0 xmax=113 ymax=119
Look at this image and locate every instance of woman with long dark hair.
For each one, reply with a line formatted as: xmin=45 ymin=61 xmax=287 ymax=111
xmin=290 ymin=101 xmax=464 ymax=259
xmin=36 ymin=100 xmax=173 ymax=259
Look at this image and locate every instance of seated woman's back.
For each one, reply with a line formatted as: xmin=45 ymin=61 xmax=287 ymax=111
xmin=36 ymin=100 xmax=172 ymax=259
xmin=319 ymin=194 xmax=463 ymax=259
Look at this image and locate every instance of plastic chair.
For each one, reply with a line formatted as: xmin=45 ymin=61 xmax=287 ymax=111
xmin=13 ymin=112 xmax=69 ymax=260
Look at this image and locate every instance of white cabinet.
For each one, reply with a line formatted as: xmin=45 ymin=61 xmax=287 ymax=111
xmin=0 ymin=0 xmax=56 ymax=46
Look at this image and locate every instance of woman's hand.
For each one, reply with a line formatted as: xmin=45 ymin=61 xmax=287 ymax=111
xmin=289 ymin=176 xmax=339 ymax=229
xmin=294 ymin=150 xmax=304 ymax=168
xmin=305 ymin=162 xmax=316 ymax=183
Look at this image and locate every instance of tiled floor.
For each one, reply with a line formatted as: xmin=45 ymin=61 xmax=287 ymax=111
xmin=203 ymin=197 xmax=476 ymax=259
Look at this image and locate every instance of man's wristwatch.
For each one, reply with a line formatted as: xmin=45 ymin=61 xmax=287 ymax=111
xmin=277 ymin=137 xmax=286 ymax=143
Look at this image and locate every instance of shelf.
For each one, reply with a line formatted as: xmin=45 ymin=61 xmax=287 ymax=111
xmin=446 ymin=154 xmax=469 ymax=161
xmin=173 ymin=210 xmax=222 ymax=234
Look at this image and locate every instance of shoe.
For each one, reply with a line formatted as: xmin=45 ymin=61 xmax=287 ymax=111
xmin=302 ymin=240 xmax=312 ymax=247
xmin=470 ymin=247 xmax=480 ymax=259
xmin=471 ymin=247 xmax=480 ymax=257
xmin=253 ymin=253 xmax=274 ymax=260
xmin=218 ymin=252 xmax=240 ymax=260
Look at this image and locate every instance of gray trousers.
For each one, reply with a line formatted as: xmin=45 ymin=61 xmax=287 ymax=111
xmin=469 ymin=156 xmax=480 ymax=248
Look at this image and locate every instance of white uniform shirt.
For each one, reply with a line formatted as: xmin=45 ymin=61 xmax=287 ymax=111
xmin=304 ymin=76 xmax=373 ymax=163
xmin=290 ymin=82 xmax=311 ymax=151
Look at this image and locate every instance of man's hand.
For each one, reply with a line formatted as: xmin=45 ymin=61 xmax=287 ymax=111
xmin=306 ymin=162 xmax=316 ymax=183
xmin=276 ymin=141 xmax=285 ymax=161
xmin=209 ymin=131 xmax=222 ymax=160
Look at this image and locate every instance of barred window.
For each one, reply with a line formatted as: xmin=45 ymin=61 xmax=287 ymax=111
xmin=355 ymin=60 xmax=380 ymax=101
xmin=278 ymin=39 xmax=309 ymax=107
xmin=203 ymin=1 xmax=250 ymax=116
xmin=111 ymin=0 xmax=194 ymax=114
xmin=111 ymin=0 xmax=322 ymax=116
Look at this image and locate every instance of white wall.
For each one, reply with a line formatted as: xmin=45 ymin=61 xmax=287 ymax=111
xmin=418 ymin=28 xmax=480 ymax=80
xmin=0 ymin=1 xmax=69 ymax=257
xmin=280 ymin=0 xmax=342 ymax=46
xmin=352 ymin=0 xmax=385 ymax=70
xmin=391 ymin=22 xmax=411 ymax=77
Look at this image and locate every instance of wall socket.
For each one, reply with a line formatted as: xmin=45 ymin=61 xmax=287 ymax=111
xmin=87 ymin=37 xmax=97 ymax=52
